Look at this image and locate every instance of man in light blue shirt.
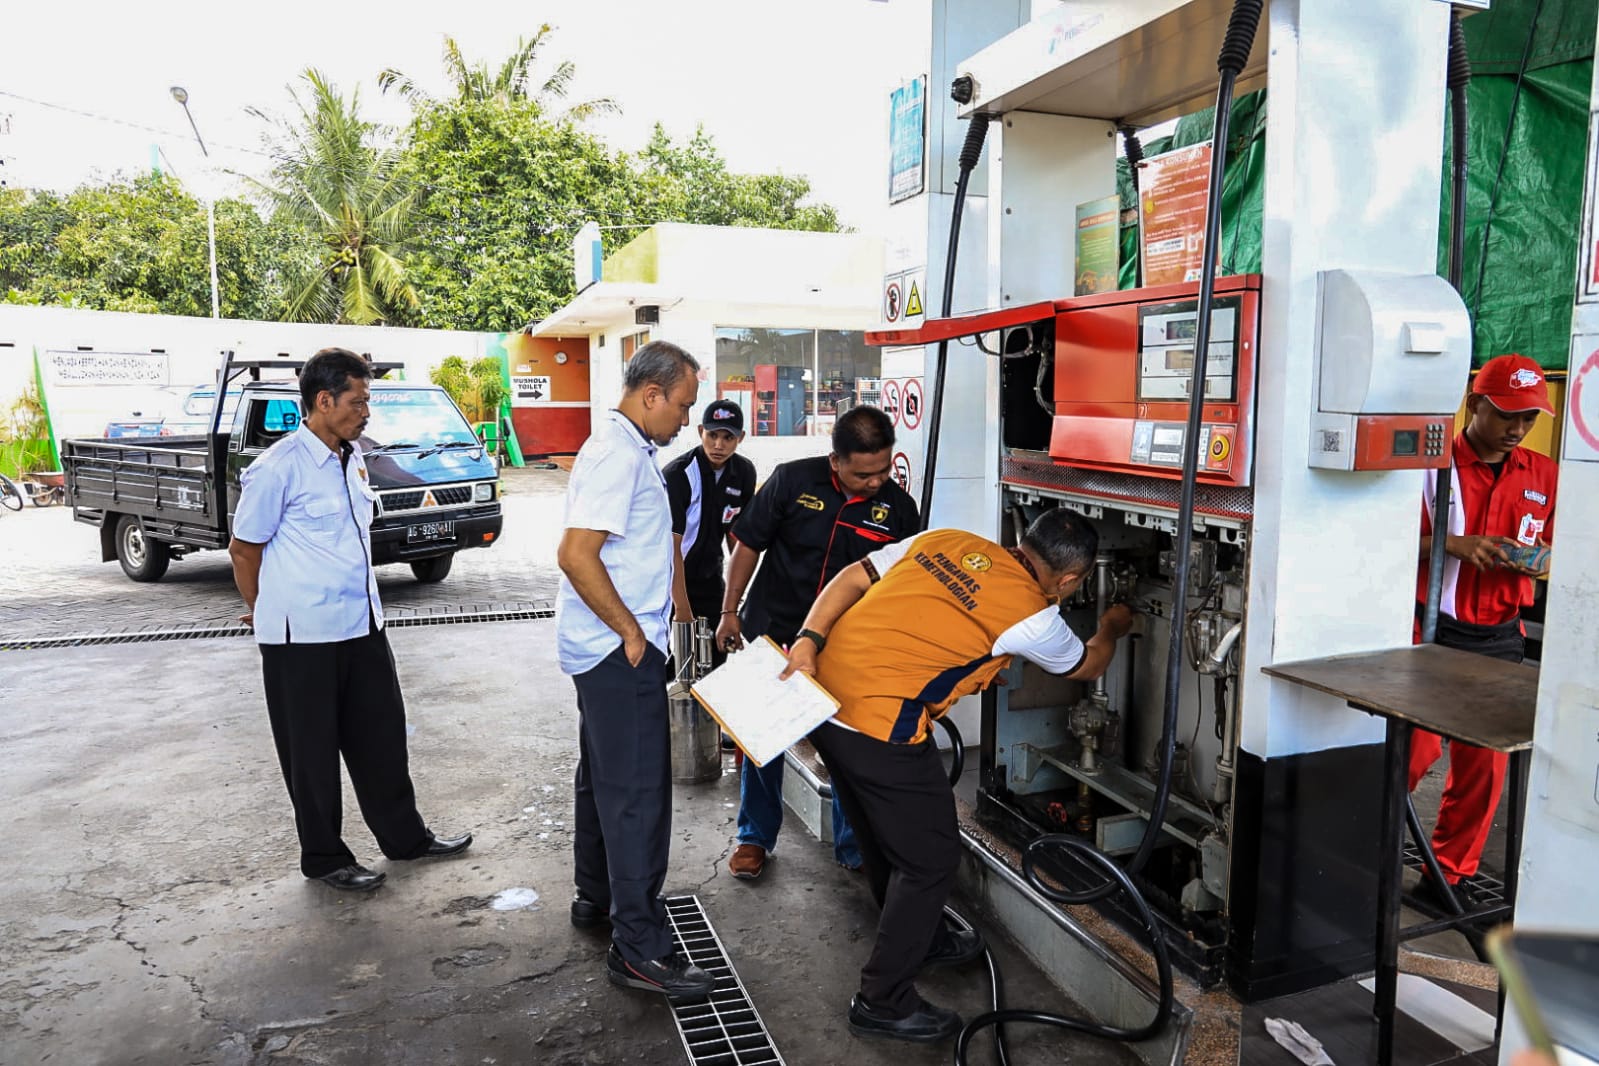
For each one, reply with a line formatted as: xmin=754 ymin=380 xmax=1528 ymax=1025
xmin=230 ymin=348 xmax=471 ymax=893
xmin=556 ymin=340 xmax=714 ymax=1001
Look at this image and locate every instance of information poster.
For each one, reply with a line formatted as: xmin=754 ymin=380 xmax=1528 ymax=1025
xmin=888 ymin=76 xmax=927 ymax=204
xmin=1074 ymin=195 xmax=1120 ymax=295
xmin=1138 ymin=143 xmax=1215 ymax=287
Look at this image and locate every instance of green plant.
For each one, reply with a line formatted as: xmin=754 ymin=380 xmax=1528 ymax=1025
xmin=430 ymin=355 xmax=506 ymax=425
xmin=0 ymin=382 xmax=53 ymax=477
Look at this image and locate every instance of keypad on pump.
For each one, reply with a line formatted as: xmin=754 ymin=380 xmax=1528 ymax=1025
xmin=1424 ymin=421 xmax=1445 ymax=457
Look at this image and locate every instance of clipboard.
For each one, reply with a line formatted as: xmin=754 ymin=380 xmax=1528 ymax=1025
xmin=689 ymin=636 xmax=840 ymax=768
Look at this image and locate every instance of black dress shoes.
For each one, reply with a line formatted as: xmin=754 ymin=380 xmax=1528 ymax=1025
xmin=571 ymin=891 xmax=611 ymax=929
xmin=847 ymin=994 xmax=962 ymax=1043
xmin=316 ymin=865 xmax=386 ymax=892
xmin=606 ymin=945 xmax=714 ymax=1000
xmin=921 ymin=925 xmax=985 ymax=970
xmin=422 ymin=832 xmax=473 ymax=858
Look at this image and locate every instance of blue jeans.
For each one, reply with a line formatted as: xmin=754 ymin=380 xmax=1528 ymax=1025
xmin=737 ymin=753 xmax=861 ymax=868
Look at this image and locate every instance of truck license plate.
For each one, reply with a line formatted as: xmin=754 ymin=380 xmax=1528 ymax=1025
xmin=407 ymin=521 xmax=455 ymax=544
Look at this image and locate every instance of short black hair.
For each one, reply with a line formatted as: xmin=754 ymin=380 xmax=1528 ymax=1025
xmin=831 ymin=405 xmax=894 ymax=458
xmin=1022 ymin=509 xmax=1098 ymax=576
xmin=300 ymin=348 xmax=372 ymax=409
xmin=624 ymin=340 xmax=700 ymax=395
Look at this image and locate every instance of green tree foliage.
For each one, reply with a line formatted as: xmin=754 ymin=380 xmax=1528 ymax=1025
xmin=0 ymin=176 xmax=310 ymax=319
xmin=632 ymin=125 xmax=842 ymax=233
xmin=379 ymin=27 xmax=618 ymax=121
xmin=429 ymin=354 xmax=507 ymax=424
xmin=398 ymin=113 xmax=842 ymax=331
xmin=397 ymin=100 xmax=640 ymax=329
xmin=251 ymin=69 xmax=420 ymax=325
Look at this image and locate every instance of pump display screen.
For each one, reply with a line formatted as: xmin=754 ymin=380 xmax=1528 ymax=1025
xmin=1392 ymin=429 xmax=1419 ymax=457
xmin=1166 ymin=319 xmax=1197 ymax=341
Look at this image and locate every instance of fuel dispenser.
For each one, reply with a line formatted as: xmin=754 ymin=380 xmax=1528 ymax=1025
xmin=874 ymin=260 xmax=1472 ymax=985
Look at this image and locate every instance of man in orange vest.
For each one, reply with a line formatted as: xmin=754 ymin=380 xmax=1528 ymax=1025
xmin=780 ymin=508 xmax=1133 ymax=1043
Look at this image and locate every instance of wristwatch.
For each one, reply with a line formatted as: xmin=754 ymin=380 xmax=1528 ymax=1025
xmin=797 ymin=628 xmax=828 ymax=653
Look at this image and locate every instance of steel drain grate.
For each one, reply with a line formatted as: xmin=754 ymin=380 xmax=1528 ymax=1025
xmin=0 ymin=604 xmax=554 ymax=652
xmin=663 ymin=894 xmax=786 ymax=1066
xmin=1402 ymin=843 xmax=1507 ymax=907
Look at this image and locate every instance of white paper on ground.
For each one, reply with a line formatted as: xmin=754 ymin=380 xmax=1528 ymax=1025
xmin=1357 ymin=973 xmax=1495 ymax=1052
xmin=1264 ymin=1017 xmax=1335 ymax=1066
xmin=690 ymin=636 xmax=840 ymax=768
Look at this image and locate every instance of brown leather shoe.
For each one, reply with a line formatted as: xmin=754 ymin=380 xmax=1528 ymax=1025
xmin=729 ymin=843 xmax=767 ymax=880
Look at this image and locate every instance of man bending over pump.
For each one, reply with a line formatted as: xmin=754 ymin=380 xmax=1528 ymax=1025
xmin=780 ymin=508 xmax=1135 ymax=1043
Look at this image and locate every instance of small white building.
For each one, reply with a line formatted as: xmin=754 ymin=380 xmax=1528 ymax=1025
xmin=527 ymin=223 xmax=887 ymax=478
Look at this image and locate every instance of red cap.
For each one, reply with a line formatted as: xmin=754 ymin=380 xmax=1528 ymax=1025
xmin=1472 ymin=354 xmax=1554 ymax=416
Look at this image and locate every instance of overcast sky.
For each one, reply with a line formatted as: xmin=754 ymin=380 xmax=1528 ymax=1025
xmin=3 ymin=0 xmax=927 ymax=232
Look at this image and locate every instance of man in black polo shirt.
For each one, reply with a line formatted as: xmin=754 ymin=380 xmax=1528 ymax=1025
xmin=715 ymin=406 xmax=919 ymax=880
xmin=666 ymin=399 xmax=757 ymax=665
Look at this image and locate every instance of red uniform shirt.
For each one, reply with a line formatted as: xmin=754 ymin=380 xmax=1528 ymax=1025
xmin=1416 ymin=432 xmax=1558 ymax=627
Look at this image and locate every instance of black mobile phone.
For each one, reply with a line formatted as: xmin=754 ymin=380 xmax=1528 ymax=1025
xmin=1486 ymin=927 xmax=1599 ymax=1062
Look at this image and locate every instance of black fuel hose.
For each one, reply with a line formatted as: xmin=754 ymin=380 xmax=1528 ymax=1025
xmin=1120 ymin=126 xmax=1145 ymax=288
xmin=1421 ymin=8 xmax=1472 ymax=644
xmin=919 ymin=114 xmax=992 ymax=530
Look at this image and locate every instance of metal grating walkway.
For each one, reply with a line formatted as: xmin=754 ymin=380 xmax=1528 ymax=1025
xmin=0 ymin=604 xmax=554 ymax=652
xmin=1402 ymin=843 xmax=1507 ymax=908
xmin=663 ymin=894 xmax=786 ymax=1066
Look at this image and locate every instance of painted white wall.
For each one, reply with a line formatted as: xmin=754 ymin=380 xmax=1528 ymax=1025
xmin=0 ymin=304 xmax=493 ymax=447
xmin=1236 ymin=0 xmax=1454 ymax=758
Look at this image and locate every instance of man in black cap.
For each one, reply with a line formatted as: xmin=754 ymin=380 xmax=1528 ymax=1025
xmin=666 ymin=399 xmax=757 ymax=661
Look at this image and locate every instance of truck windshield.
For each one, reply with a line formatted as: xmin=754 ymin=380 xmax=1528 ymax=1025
xmin=364 ymin=389 xmax=477 ymax=450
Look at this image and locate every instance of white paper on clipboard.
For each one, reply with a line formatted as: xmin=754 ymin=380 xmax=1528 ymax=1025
xmin=690 ymin=636 xmax=840 ymax=767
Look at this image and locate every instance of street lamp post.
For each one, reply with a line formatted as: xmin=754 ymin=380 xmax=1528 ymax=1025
xmin=170 ymin=86 xmax=220 ymax=319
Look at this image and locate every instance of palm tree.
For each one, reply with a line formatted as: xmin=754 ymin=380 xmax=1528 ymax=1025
xmin=251 ymin=70 xmax=419 ymax=325
xmin=378 ymin=26 xmax=619 ymax=121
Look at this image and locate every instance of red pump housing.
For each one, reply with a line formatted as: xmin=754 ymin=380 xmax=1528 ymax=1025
xmin=1050 ymin=275 xmax=1261 ymax=488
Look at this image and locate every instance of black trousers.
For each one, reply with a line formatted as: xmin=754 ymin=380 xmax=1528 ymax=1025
xmin=810 ymin=720 xmax=962 ymax=1017
xmin=259 ymin=627 xmax=431 ymax=878
xmin=572 ymin=642 xmax=674 ymax=962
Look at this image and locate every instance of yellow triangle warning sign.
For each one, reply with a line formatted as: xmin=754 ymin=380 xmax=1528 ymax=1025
xmin=905 ymin=281 xmax=924 ymax=318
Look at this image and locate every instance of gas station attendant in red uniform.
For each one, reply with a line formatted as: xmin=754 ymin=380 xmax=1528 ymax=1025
xmin=1409 ymin=353 xmax=1557 ymax=908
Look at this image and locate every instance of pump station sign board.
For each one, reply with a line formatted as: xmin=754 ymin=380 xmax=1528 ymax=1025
xmin=1138 ymin=143 xmax=1217 ymax=287
xmin=888 ymin=76 xmax=927 ymax=204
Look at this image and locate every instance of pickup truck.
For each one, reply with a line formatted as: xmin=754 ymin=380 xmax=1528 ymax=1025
xmin=63 ymin=354 xmax=503 ymax=584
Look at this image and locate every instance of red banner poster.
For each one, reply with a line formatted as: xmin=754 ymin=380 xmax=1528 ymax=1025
xmin=1139 ymin=144 xmax=1216 ymax=288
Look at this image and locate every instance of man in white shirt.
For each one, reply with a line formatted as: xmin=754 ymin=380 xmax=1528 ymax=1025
xmin=556 ymin=340 xmax=714 ymax=1001
xmin=230 ymin=348 xmax=471 ymax=893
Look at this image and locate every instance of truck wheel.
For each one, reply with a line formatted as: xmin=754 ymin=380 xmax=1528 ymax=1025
xmin=116 ymin=515 xmax=170 ymax=582
xmin=410 ymin=554 xmax=454 ymax=583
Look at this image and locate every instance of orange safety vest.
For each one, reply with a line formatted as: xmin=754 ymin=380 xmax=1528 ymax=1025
xmin=816 ymin=530 xmax=1049 ymax=744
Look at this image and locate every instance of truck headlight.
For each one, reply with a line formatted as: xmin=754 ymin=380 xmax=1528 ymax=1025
xmin=473 ymin=482 xmax=496 ymax=502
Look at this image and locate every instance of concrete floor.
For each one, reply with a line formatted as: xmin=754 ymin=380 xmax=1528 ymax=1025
xmin=0 ymin=621 xmax=1134 ymax=1066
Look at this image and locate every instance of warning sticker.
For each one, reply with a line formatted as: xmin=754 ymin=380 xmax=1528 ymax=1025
xmin=891 ymin=451 xmax=913 ymax=493
xmin=902 ymin=377 xmax=924 ymax=430
xmin=882 ymin=379 xmax=902 ymax=425
xmin=905 ymin=281 xmax=924 ymax=319
xmin=1568 ymin=345 xmax=1599 ymax=462
xmin=884 ymin=281 xmax=903 ymax=323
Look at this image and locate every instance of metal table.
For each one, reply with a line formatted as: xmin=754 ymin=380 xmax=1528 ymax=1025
xmin=1263 ymin=643 xmax=1538 ymax=1066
